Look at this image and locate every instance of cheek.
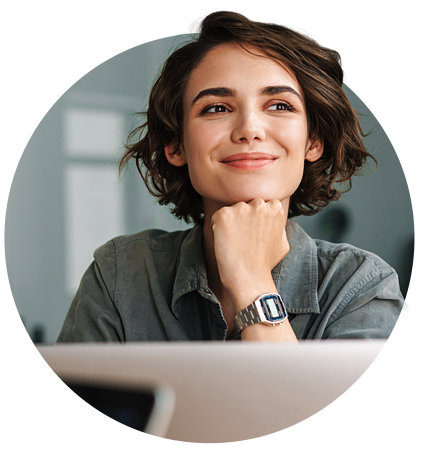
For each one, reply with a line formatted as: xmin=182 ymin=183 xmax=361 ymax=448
xmin=186 ymin=122 xmax=226 ymax=155
xmin=186 ymin=163 xmax=212 ymax=199
xmin=181 ymin=109 xmax=228 ymax=202
xmin=275 ymin=119 xmax=309 ymax=152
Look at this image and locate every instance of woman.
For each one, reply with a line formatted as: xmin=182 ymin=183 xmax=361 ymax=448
xmin=57 ymin=11 xmax=403 ymax=343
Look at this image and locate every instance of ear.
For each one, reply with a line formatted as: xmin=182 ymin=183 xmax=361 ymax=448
xmin=305 ymin=137 xmax=324 ymax=162
xmin=164 ymin=141 xmax=187 ymax=167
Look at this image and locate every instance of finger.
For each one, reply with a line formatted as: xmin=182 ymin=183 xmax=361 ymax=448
xmin=247 ymin=198 xmax=265 ymax=208
xmin=266 ymin=198 xmax=282 ymax=206
xmin=266 ymin=199 xmax=283 ymax=212
xmin=248 ymin=198 xmax=268 ymax=215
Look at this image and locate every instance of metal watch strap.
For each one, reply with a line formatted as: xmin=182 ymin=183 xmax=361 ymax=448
xmin=233 ymin=302 xmax=261 ymax=332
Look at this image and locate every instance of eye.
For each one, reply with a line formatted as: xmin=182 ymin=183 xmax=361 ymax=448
xmin=266 ymin=102 xmax=295 ymax=112
xmin=200 ymin=104 xmax=231 ymax=115
xmin=200 ymin=102 xmax=295 ymax=115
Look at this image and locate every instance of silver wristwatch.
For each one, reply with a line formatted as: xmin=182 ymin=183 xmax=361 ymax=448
xmin=233 ymin=292 xmax=288 ymax=332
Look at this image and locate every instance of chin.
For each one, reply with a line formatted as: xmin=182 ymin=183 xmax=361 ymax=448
xmin=225 ymin=190 xmax=285 ymax=205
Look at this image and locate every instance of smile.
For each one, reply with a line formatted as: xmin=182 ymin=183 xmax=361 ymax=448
xmin=221 ymin=159 xmax=276 ymax=170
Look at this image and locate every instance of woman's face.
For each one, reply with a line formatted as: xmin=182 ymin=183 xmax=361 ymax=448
xmin=165 ymin=43 xmax=323 ymax=217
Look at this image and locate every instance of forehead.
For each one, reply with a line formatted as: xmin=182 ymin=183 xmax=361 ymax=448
xmin=184 ymin=43 xmax=302 ymax=103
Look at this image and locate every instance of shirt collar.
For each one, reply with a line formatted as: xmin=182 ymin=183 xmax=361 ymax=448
xmin=172 ymin=219 xmax=320 ymax=317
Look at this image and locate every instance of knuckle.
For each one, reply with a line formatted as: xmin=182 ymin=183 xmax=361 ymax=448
xmin=269 ymin=199 xmax=282 ymax=210
xmin=253 ymin=198 xmax=266 ymax=211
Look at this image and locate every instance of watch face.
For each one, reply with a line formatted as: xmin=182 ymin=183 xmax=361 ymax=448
xmin=261 ymin=295 xmax=287 ymax=322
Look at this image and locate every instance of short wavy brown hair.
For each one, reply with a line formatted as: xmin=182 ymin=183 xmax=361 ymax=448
xmin=120 ymin=11 xmax=375 ymax=224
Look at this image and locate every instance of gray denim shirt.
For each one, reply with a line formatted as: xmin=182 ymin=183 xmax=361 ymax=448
xmin=57 ymin=220 xmax=404 ymax=342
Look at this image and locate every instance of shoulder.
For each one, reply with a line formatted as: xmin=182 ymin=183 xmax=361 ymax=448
xmin=312 ymin=238 xmax=404 ymax=312
xmin=287 ymin=219 xmax=396 ymax=282
xmin=88 ymin=227 xmax=194 ymax=301
xmin=314 ymin=238 xmax=395 ymax=278
xmin=90 ymin=226 xmax=196 ymax=278
xmin=93 ymin=227 xmax=193 ymax=261
xmin=314 ymin=237 xmax=400 ymax=297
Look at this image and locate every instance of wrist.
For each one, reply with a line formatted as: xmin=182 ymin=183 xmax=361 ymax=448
xmin=235 ymin=293 xmax=296 ymax=342
xmin=226 ymin=278 xmax=278 ymax=312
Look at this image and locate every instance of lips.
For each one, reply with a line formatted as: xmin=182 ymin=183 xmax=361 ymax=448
xmin=221 ymin=152 xmax=277 ymax=162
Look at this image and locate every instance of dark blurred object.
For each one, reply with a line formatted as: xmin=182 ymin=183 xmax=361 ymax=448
xmin=316 ymin=206 xmax=351 ymax=243
xmin=31 ymin=325 xmax=45 ymax=343
xmin=396 ymin=236 xmax=414 ymax=298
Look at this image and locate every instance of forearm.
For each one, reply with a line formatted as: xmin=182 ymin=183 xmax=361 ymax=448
xmin=228 ymin=277 xmax=298 ymax=342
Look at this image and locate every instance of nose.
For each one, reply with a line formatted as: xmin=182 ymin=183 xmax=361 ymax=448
xmin=231 ymin=110 xmax=266 ymax=144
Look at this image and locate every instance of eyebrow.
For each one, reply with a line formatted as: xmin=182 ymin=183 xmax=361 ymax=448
xmin=191 ymin=85 xmax=302 ymax=107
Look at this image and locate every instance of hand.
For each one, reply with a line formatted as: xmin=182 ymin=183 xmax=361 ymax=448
xmin=211 ymin=198 xmax=289 ymax=307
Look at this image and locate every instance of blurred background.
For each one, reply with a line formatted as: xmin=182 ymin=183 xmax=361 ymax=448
xmin=5 ymin=35 xmax=414 ymax=344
